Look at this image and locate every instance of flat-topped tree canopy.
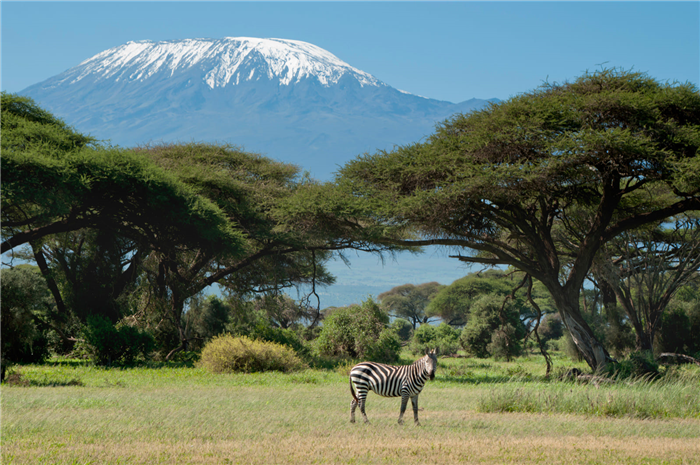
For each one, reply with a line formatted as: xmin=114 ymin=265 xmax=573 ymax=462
xmin=1 ymin=93 xmax=245 ymax=257
xmin=336 ymin=69 xmax=700 ymax=371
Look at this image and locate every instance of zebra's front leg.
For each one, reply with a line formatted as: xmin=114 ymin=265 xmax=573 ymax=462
xmin=398 ymin=394 xmax=409 ymax=425
xmin=411 ymin=395 xmax=421 ymax=426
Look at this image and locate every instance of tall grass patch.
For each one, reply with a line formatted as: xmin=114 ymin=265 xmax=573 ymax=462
xmin=477 ymin=371 xmax=700 ymax=419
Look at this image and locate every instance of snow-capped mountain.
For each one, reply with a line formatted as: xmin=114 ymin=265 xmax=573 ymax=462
xmin=22 ymin=37 xmax=496 ymax=179
xmin=65 ymin=38 xmax=383 ymax=89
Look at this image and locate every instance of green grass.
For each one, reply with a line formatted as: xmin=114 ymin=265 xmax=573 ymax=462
xmin=2 ymin=353 xmax=700 ymax=464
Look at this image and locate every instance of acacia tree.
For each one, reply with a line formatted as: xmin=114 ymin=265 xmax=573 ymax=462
xmin=334 ymin=70 xmax=700 ymax=371
xmin=377 ymin=282 xmax=444 ymax=329
xmin=135 ymin=143 xmax=378 ymax=357
xmin=1 ymin=93 xmax=241 ymax=257
xmin=593 ymin=215 xmax=700 ymax=352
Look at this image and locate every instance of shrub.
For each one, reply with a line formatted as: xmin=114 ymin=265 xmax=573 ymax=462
xmin=459 ymin=295 xmax=525 ymax=358
xmin=410 ymin=322 xmax=460 ymax=356
xmin=199 ymin=335 xmax=306 ymax=373
xmin=487 ymin=323 xmax=523 ymax=361
xmin=605 ymin=351 xmax=660 ymax=380
xmin=184 ymin=295 xmax=231 ymax=350
xmin=81 ymin=315 xmax=154 ymax=365
xmin=315 ymin=298 xmax=399 ymax=363
xmin=249 ymin=323 xmax=311 ymax=359
xmin=364 ymin=328 xmax=402 ymax=364
xmin=390 ymin=318 xmax=413 ymax=342
xmin=1 ymin=267 xmax=53 ymax=376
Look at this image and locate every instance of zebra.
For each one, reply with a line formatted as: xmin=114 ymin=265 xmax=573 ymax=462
xmin=349 ymin=348 xmax=438 ymax=425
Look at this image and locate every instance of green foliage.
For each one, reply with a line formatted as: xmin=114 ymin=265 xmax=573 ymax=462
xmin=378 ymin=282 xmax=444 ymax=329
xmin=335 ymin=69 xmax=700 ymax=371
xmin=427 ymin=270 xmax=515 ymax=327
xmin=389 ymin=318 xmax=413 ymax=342
xmin=80 ymin=315 xmax=154 ymax=366
xmin=0 ymin=267 xmax=52 ymax=370
xmin=605 ymin=351 xmax=660 ymax=380
xmin=459 ymin=295 xmax=526 ymax=359
xmin=315 ymin=298 xmax=400 ymax=363
xmin=409 ymin=322 xmax=461 ymax=356
xmin=248 ymin=324 xmax=311 ymax=360
xmin=184 ymin=295 xmax=231 ymax=351
xmin=198 ymin=335 xmax=306 ymax=373
xmin=1 ymin=92 xmax=95 ymax=155
xmin=658 ymin=285 xmax=700 ymax=357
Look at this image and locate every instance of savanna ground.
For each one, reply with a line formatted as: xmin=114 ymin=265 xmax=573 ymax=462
xmin=2 ymin=353 xmax=700 ymax=465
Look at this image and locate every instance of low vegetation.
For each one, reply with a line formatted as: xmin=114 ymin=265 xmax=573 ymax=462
xmin=3 ymin=353 xmax=699 ymax=464
xmin=198 ymin=335 xmax=306 ymax=373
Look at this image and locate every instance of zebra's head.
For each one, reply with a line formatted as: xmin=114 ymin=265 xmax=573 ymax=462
xmin=425 ymin=348 xmax=438 ymax=380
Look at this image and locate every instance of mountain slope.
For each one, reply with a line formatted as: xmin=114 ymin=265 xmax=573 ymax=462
xmin=22 ymin=37 xmax=495 ymax=179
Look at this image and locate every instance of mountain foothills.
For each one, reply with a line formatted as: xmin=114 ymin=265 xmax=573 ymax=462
xmin=21 ymin=37 xmax=496 ymax=179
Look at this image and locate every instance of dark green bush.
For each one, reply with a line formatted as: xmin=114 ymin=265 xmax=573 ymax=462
xmin=249 ymin=323 xmax=311 ymax=359
xmin=199 ymin=335 xmax=306 ymax=373
xmin=459 ymin=295 xmax=525 ymax=358
xmin=81 ymin=315 xmax=154 ymax=365
xmin=1 ymin=267 xmax=52 ymax=376
xmin=390 ymin=318 xmax=413 ymax=342
xmin=184 ymin=295 xmax=231 ymax=351
xmin=315 ymin=298 xmax=399 ymax=363
xmin=487 ymin=323 xmax=523 ymax=361
xmin=604 ymin=351 xmax=660 ymax=380
xmin=410 ymin=322 xmax=460 ymax=356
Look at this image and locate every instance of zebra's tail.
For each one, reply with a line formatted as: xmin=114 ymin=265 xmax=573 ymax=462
xmin=349 ymin=375 xmax=358 ymax=403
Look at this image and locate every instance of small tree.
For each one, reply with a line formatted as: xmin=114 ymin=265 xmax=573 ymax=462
xmin=426 ymin=269 xmax=524 ymax=327
xmin=378 ymin=282 xmax=444 ymax=329
xmin=315 ymin=298 xmax=400 ymax=363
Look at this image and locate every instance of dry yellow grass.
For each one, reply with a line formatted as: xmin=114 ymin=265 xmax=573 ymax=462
xmin=4 ymin=381 xmax=700 ymax=464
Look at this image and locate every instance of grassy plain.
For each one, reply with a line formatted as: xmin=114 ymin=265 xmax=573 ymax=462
xmin=2 ymin=354 xmax=700 ymax=464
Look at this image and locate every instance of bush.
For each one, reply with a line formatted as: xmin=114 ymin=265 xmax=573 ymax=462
xmin=459 ymin=295 xmax=525 ymax=358
xmin=487 ymin=323 xmax=523 ymax=361
xmin=249 ymin=323 xmax=311 ymax=359
xmin=364 ymin=328 xmax=402 ymax=364
xmin=315 ymin=298 xmax=399 ymax=363
xmin=605 ymin=350 xmax=660 ymax=380
xmin=199 ymin=335 xmax=306 ymax=373
xmin=410 ymin=322 xmax=460 ymax=356
xmin=1 ymin=267 xmax=52 ymax=376
xmin=658 ymin=301 xmax=700 ymax=356
xmin=184 ymin=295 xmax=231 ymax=351
xmin=390 ymin=318 xmax=413 ymax=343
xmin=81 ymin=315 xmax=154 ymax=365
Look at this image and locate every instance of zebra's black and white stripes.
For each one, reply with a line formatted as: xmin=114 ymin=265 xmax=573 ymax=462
xmin=349 ymin=348 xmax=438 ymax=425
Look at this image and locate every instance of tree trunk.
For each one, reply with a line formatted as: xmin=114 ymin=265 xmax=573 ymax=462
xmin=548 ymin=288 xmax=612 ymax=372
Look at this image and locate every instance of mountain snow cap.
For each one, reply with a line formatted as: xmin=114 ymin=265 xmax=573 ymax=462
xmin=67 ymin=37 xmax=385 ymax=89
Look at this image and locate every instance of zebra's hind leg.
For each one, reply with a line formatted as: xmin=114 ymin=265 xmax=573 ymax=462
xmin=350 ymin=398 xmax=358 ymax=423
xmin=359 ymin=397 xmax=370 ymax=424
xmin=411 ymin=395 xmax=421 ymax=426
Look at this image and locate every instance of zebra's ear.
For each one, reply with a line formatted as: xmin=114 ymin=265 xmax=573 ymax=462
xmin=433 ymin=347 xmax=439 ymax=356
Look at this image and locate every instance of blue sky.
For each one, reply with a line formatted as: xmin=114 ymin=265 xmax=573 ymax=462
xmin=2 ymin=1 xmax=698 ymax=103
